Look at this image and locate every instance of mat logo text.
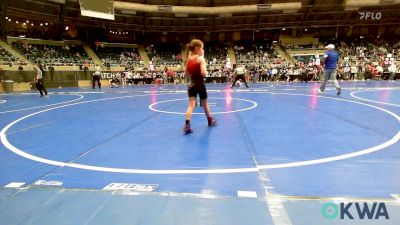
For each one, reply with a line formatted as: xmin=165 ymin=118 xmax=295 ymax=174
xmin=359 ymin=12 xmax=382 ymax=20
xmin=322 ymin=202 xmax=389 ymax=220
xmin=103 ymin=183 xmax=158 ymax=192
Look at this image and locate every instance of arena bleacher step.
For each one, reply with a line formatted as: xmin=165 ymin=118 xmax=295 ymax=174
xmin=0 ymin=40 xmax=33 ymax=70
xmin=273 ymin=43 xmax=295 ymax=64
xmin=181 ymin=45 xmax=188 ymax=65
xmin=138 ymin=45 xmax=150 ymax=68
xmin=83 ymin=44 xmax=103 ymax=70
xmin=227 ymin=45 xmax=237 ymax=65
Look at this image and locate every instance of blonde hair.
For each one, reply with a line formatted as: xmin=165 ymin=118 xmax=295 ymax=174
xmin=187 ymin=39 xmax=204 ymax=52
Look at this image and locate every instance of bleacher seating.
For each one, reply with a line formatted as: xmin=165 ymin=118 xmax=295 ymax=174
xmin=283 ymin=43 xmax=323 ymax=51
xmin=147 ymin=44 xmax=182 ymax=67
xmin=335 ymin=40 xmax=400 ymax=64
xmin=204 ymin=42 xmax=228 ymax=66
xmin=233 ymin=41 xmax=280 ymax=66
xmin=12 ymin=41 xmax=92 ymax=66
xmin=0 ymin=46 xmax=24 ymax=66
xmin=95 ymin=46 xmax=141 ymax=68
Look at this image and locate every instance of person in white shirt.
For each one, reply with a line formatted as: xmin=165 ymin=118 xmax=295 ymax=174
xmin=134 ymin=72 xmax=141 ymax=79
xmin=126 ymin=70 xmax=133 ymax=85
xmin=212 ymin=70 xmax=219 ymax=78
xmin=121 ymin=71 xmax=127 ymax=86
xmin=350 ymin=64 xmax=358 ymax=80
xmin=389 ymin=63 xmax=397 ymax=80
xmin=271 ymin=68 xmax=278 ymax=81
xmin=344 ymin=66 xmax=350 ymax=79
xmin=376 ymin=65 xmax=384 ymax=79
xmin=286 ymin=68 xmax=293 ymax=82
xmin=93 ymin=64 xmax=102 ymax=89
xmin=231 ymin=64 xmax=249 ymax=88
xmin=293 ymin=68 xmax=299 ymax=76
xmin=33 ymin=64 xmax=48 ymax=97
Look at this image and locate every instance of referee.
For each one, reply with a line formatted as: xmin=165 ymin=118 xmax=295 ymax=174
xmin=231 ymin=64 xmax=249 ymax=88
xmin=93 ymin=64 xmax=101 ymax=89
xmin=33 ymin=64 xmax=48 ymax=97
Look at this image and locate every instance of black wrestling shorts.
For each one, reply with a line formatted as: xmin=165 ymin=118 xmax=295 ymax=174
xmin=188 ymin=84 xmax=207 ymax=99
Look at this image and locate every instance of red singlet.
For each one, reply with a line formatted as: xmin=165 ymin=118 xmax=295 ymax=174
xmin=186 ymin=57 xmax=204 ymax=86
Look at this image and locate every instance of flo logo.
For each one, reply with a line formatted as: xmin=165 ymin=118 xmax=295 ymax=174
xmin=322 ymin=202 xmax=389 ymax=220
xmin=359 ymin=12 xmax=382 ymax=20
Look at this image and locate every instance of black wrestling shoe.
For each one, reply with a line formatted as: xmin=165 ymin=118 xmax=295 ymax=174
xmin=183 ymin=123 xmax=193 ymax=134
xmin=337 ymin=87 xmax=342 ymax=95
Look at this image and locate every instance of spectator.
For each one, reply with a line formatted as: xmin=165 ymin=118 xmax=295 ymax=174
xmin=389 ymin=63 xmax=397 ymax=80
xmin=350 ymin=64 xmax=358 ymax=80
